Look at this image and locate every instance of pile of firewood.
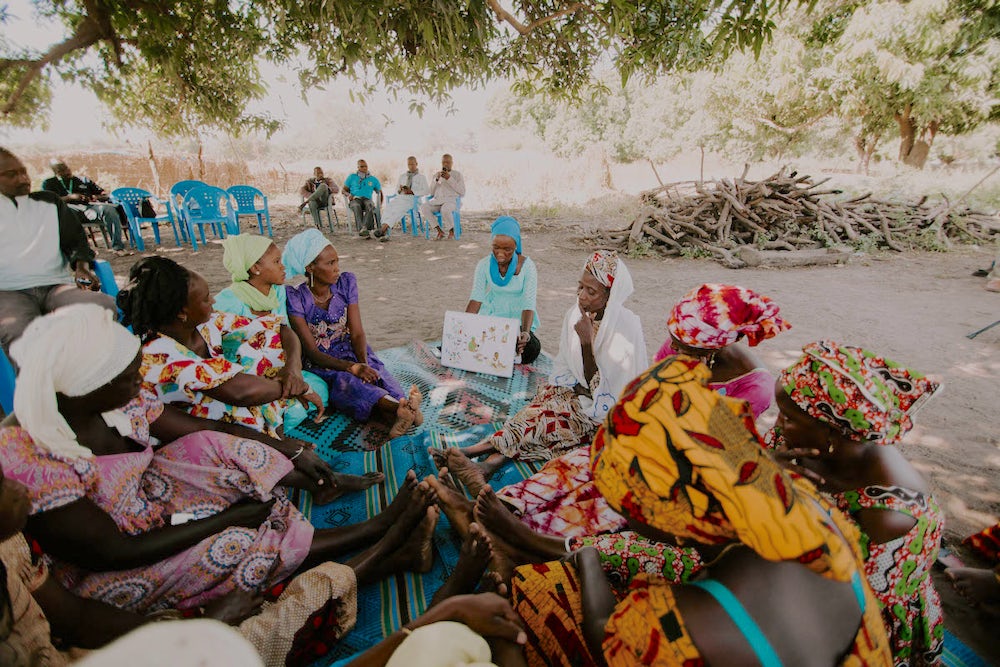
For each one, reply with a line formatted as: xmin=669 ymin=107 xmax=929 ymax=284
xmin=598 ymin=167 xmax=1000 ymax=268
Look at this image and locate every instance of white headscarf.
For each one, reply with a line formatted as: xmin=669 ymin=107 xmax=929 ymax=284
xmin=385 ymin=621 xmax=496 ymax=667
xmin=550 ymin=254 xmax=648 ymax=421
xmin=9 ymin=304 xmax=141 ymax=459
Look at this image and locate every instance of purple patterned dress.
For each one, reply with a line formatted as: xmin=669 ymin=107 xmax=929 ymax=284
xmin=286 ymin=273 xmax=404 ymax=421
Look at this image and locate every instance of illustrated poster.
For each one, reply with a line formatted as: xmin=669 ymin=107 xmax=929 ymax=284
xmin=440 ymin=310 xmax=519 ymax=378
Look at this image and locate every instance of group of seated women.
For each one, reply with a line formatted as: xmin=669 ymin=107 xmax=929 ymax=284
xmin=0 ymin=214 xmax=963 ymax=666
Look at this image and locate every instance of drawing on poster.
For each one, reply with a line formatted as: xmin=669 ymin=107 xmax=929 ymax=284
xmin=440 ymin=310 xmax=519 ymax=378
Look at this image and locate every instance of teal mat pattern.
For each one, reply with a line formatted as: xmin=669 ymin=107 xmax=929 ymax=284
xmin=285 ymin=341 xmax=552 ymax=664
xmin=942 ymin=630 xmax=991 ymax=667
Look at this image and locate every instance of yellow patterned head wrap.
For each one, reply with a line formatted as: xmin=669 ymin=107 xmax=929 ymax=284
xmin=591 ymin=355 xmax=851 ymax=575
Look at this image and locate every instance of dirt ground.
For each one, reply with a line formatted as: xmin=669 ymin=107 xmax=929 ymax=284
xmin=102 ymin=202 xmax=1000 ymax=661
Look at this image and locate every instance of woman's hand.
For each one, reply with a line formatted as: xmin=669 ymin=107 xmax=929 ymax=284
xmin=574 ymin=311 xmax=597 ymax=347
xmin=275 ymin=367 xmax=309 ymax=399
xmin=220 ymin=498 xmax=277 ymax=530
xmin=350 ymin=362 xmax=380 ymax=384
xmin=297 ymin=391 xmax=326 ymax=422
xmin=290 ymin=442 xmax=336 ymax=488
xmin=437 ymin=594 xmax=526 ymax=645
xmin=202 ymin=588 xmax=265 ymax=625
xmin=516 ymin=331 xmax=530 ymax=354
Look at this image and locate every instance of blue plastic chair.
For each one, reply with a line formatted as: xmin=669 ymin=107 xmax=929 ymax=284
xmin=182 ymin=185 xmax=238 ymax=250
xmin=169 ymin=180 xmax=208 ymax=240
xmin=227 ymin=185 xmax=273 ymax=237
xmin=422 ymin=195 xmax=462 ymax=239
xmin=110 ymin=188 xmax=182 ymax=251
xmin=386 ymin=194 xmax=425 ymax=236
xmin=0 ymin=259 xmax=120 ymax=414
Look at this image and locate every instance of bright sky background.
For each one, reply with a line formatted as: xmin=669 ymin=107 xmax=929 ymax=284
xmin=0 ymin=0 xmax=504 ymax=151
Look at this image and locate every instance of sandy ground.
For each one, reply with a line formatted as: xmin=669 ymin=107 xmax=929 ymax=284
xmin=101 ymin=202 xmax=1000 ymax=660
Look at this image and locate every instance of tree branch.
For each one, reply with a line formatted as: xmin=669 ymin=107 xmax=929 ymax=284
xmin=485 ymin=0 xmax=586 ymax=35
xmin=1 ymin=18 xmax=103 ymax=115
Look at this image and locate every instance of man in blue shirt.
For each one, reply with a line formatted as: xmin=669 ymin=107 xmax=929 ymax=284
xmin=343 ymin=159 xmax=382 ymax=237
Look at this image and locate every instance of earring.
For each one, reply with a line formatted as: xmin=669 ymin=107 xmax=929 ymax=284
xmin=308 ymin=272 xmax=314 ymax=288
xmin=827 ymin=438 xmax=835 ymax=455
xmin=178 ymin=313 xmax=187 ymax=322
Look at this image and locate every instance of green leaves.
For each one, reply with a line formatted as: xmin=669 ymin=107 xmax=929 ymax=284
xmin=2 ymin=0 xmax=801 ymax=136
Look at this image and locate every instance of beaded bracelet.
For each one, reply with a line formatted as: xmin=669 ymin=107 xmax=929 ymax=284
xmin=289 ymin=446 xmax=305 ymax=461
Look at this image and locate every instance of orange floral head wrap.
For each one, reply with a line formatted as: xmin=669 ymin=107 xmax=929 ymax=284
xmin=780 ymin=341 xmax=940 ymax=445
xmin=668 ymin=283 xmax=790 ymax=349
xmin=591 ymin=355 xmax=845 ymax=572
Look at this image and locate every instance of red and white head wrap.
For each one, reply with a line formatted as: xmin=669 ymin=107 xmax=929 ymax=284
xmin=584 ymin=251 xmax=618 ymax=288
xmin=668 ymin=283 xmax=790 ymax=350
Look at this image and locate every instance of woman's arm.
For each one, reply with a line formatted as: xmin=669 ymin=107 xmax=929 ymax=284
xmin=274 ymin=324 xmax=309 ymax=399
xmin=288 ymin=315 xmax=356 ymax=373
xmin=466 ymin=300 xmax=482 ymax=314
xmin=346 ymin=302 xmax=369 ymax=365
xmin=150 ymin=404 xmax=335 ymax=486
xmin=26 ymin=496 xmax=275 ymax=572
xmin=201 ymin=373 xmax=285 ymax=407
xmin=574 ymin=547 xmax=616 ymax=663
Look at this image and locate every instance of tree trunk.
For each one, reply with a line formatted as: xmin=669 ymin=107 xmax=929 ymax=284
xmin=601 ymin=149 xmax=614 ymax=190
xmin=895 ymin=105 xmax=931 ymax=169
xmin=854 ymin=133 xmax=878 ymax=175
xmin=147 ymin=141 xmax=161 ymax=195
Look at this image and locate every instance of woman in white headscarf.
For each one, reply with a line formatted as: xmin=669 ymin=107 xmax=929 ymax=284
xmin=432 ymin=251 xmax=646 ymax=485
xmin=0 ymin=304 xmax=441 ymax=665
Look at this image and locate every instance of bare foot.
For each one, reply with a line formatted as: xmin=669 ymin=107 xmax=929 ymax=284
xmin=474 ymin=485 xmax=555 ymax=565
xmin=380 ymin=481 xmax=438 ymax=552
xmin=431 ymin=522 xmax=494 ymax=605
xmin=389 ymin=402 xmax=416 ymax=439
xmin=371 ymin=470 xmax=418 ymax=531
xmin=313 ymin=471 xmax=385 ymax=505
xmin=387 ymin=506 xmax=438 ymax=574
xmin=446 ymin=448 xmax=489 ymax=498
xmin=408 ymin=385 xmax=424 ymax=427
xmin=428 ymin=447 xmax=449 ymax=469
xmin=425 ymin=467 xmax=474 ymax=539
xmin=947 ymin=567 xmax=1000 ymax=613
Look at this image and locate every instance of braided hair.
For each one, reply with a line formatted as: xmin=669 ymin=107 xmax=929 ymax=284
xmin=117 ymin=257 xmax=191 ymax=340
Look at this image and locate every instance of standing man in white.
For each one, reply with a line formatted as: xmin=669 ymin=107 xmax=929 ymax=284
xmin=375 ymin=156 xmax=429 ymax=240
xmin=420 ymin=154 xmax=465 ymax=240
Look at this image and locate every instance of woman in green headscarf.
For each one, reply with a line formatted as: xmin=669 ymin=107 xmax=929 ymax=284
xmin=215 ymin=234 xmax=328 ymax=430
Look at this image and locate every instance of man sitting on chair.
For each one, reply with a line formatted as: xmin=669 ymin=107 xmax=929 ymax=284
xmin=0 ymin=148 xmax=114 ymax=355
xmin=420 ymin=153 xmax=465 ymax=240
xmin=298 ymin=166 xmax=339 ymax=228
xmin=42 ymin=160 xmax=131 ymax=256
xmin=374 ymin=155 xmax=429 ymax=241
xmin=343 ymin=159 xmax=382 ymax=238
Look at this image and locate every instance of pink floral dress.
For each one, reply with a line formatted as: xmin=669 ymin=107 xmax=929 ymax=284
xmin=141 ymin=312 xmax=290 ymax=437
xmin=0 ymin=393 xmax=313 ymax=613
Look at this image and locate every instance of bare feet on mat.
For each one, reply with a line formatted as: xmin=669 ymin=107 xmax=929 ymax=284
xmin=408 ymin=385 xmax=424 ymax=427
xmin=431 ymin=522 xmax=494 ymax=604
xmin=428 ymin=447 xmax=449 ymax=469
xmin=389 ymin=401 xmax=416 ymax=439
xmin=402 ymin=506 xmax=439 ymax=574
xmin=425 ymin=467 xmax=474 ymax=539
xmin=315 ymin=471 xmax=384 ymax=504
xmin=947 ymin=567 xmax=1000 ymax=613
xmin=446 ymin=448 xmax=489 ymax=498
xmin=380 ymin=481 xmax=438 ymax=552
xmin=474 ymin=485 xmax=551 ymax=565
xmin=371 ymin=470 xmax=418 ymax=530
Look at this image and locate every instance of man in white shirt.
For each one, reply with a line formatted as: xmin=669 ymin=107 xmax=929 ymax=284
xmin=0 ymin=148 xmax=114 ymax=354
xmin=420 ymin=154 xmax=466 ymax=240
xmin=374 ymin=156 xmax=429 ymax=241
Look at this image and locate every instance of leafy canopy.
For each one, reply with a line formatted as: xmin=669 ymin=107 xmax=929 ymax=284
xmin=1 ymin=0 xmax=794 ymax=136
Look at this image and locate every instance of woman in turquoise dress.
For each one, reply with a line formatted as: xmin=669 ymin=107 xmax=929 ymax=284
xmin=465 ymin=216 xmax=540 ymax=364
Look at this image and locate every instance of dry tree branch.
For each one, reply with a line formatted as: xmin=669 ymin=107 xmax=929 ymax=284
xmin=485 ymin=0 xmax=586 ymax=35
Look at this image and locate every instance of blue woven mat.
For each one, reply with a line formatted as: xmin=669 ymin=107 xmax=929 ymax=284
xmin=942 ymin=629 xmax=991 ymax=667
xmin=285 ymin=341 xmax=551 ymax=664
